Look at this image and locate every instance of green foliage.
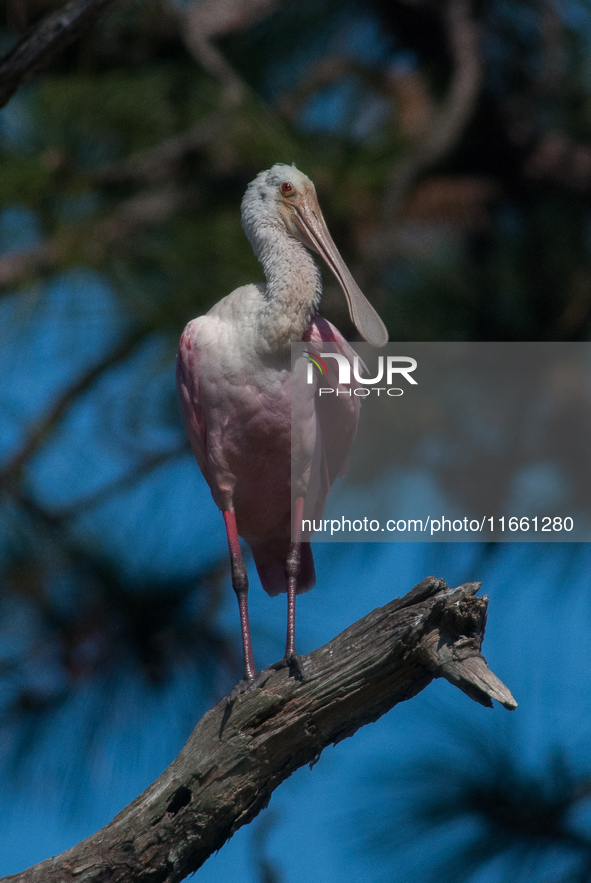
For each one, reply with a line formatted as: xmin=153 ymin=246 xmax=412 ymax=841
xmin=0 ymin=152 xmax=54 ymax=205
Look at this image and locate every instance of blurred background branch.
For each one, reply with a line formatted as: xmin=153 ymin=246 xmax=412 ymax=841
xmin=0 ymin=0 xmax=120 ymax=107
xmin=383 ymin=0 xmax=482 ymax=216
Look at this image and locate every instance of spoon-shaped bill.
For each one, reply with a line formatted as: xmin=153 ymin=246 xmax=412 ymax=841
xmin=292 ymin=191 xmax=388 ymax=347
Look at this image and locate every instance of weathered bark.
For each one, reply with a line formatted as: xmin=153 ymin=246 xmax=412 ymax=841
xmin=0 ymin=0 xmax=120 ymax=108
xmin=1 ymin=576 xmax=516 ymax=883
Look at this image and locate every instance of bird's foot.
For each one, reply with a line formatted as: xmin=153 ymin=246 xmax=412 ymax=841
xmin=226 ymin=654 xmax=305 ymax=705
xmin=226 ymin=669 xmax=275 ymax=705
xmin=270 ymin=651 xmax=305 ymax=681
xmin=226 ymin=677 xmax=253 ymax=705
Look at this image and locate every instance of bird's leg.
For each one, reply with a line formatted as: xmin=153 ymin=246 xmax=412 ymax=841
xmin=223 ymin=510 xmax=257 ymax=682
xmin=276 ymin=495 xmax=306 ymax=679
xmin=285 ymin=541 xmax=300 ymax=660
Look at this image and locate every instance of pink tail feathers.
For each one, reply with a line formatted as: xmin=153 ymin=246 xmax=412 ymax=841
xmin=251 ymin=542 xmax=316 ymax=597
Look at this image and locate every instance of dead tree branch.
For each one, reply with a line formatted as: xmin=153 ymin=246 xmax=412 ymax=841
xmin=0 ymin=0 xmax=121 ymax=108
xmin=2 ymin=577 xmax=516 ymax=883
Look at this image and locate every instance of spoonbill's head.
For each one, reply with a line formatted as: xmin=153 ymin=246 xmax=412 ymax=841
xmin=242 ymin=163 xmax=388 ymax=347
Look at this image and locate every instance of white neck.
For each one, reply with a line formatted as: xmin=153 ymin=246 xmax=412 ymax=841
xmin=255 ymin=230 xmax=321 ymax=350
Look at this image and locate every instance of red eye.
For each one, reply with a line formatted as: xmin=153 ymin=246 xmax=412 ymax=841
xmin=280 ymin=182 xmax=293 ymax=195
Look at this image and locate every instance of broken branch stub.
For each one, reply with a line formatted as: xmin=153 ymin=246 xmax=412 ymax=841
xmin=416 ymin=582 xmax=517 ymax=710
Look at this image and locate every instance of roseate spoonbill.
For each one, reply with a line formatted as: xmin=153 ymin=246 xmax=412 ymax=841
xmin=176 ymin=163 xmax=387 ymax=692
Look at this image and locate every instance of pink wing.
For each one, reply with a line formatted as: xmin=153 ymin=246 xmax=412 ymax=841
xmin=176 ymin=326 xmax=212 ymax=489
xmin=254 ymin=314 xmax=362 ymax=594
xmin=301 ymin=315 xmax=362 ymax=526
xmin=304 ymin=314 xmax=362 ymax=484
